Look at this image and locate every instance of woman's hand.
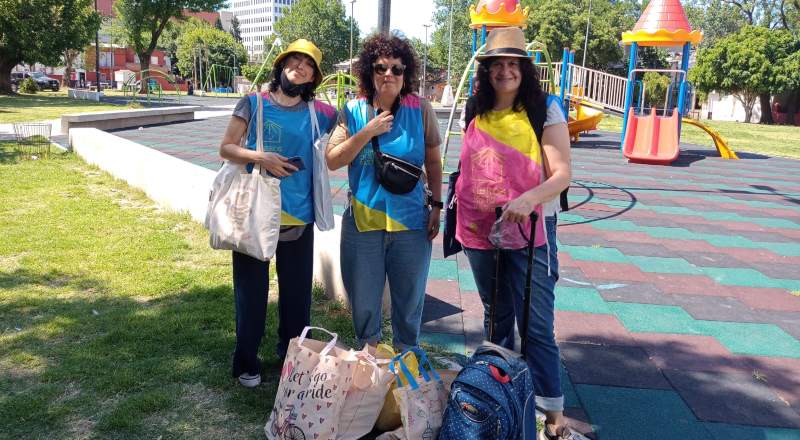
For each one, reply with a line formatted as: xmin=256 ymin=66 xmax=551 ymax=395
xmin=501 ymin=193 xmax=537 ymax=224
xmin=255 ymin=152 xmax=298 ymax=177
xmin=364 ymin=110 xmax=393 ymax=137
xmin=427 ymin=207 xmax=441 ymax=241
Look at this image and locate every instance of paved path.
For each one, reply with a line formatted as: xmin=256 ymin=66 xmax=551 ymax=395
xmin=112 ymin=117 xmax=800 ymax=439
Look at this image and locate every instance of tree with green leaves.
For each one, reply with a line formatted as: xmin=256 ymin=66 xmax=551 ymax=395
xmin=272 ymin=0 xmax=356 ymax=73
xmin=685 ymin=0 xmax=747 ymax=47
xmin=114 ymin=0 xmax=225 ymax=92
xmin=0 ymin=0 xmax=100 ymax=94
xmin=690 ymin=25 xmax=798 ymax=123
xmin=160 ymin=18 xmax=210 ymax=74
xmin=176 ymin=26 xmax=248 ymax=88
xmin=429 ymin=0 xmax=473 ymax=87
xmin=230 ymin=16 xmax=243 ymax=43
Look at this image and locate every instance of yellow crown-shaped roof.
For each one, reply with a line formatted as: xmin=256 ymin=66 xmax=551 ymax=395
xmin=470 ymin=0 xmax=529 ymax=29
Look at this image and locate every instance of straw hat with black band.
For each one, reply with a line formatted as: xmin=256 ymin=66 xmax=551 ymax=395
xmin=272 ymin=39 xmax=324 ymax=87
xmin=476 ymin=27 xmax=532 ymax=62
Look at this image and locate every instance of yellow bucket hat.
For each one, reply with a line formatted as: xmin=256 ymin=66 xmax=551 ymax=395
xmin=273 ymin=39 xmax=324 ymax=87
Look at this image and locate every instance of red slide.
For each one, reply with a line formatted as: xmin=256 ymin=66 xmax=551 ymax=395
xmin=622 ymin=108 xmax=680 ymax=165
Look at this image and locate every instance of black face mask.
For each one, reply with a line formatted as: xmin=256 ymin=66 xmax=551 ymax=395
xmin=280 ymin=71 xmax=312 ymax=97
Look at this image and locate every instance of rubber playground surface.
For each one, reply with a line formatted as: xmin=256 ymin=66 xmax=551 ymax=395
xmin=113 ymin=119 xmax=800 ymax=439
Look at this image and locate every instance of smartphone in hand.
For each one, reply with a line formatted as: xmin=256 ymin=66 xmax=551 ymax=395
xmin=286 ymin=156 xmax=305 ymax=172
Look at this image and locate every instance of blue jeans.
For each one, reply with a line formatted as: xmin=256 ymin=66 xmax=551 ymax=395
xmin=464 ymin=216 xmax=563 ymax=412
xmin=341 ymin=207 xmax=432 ymax=349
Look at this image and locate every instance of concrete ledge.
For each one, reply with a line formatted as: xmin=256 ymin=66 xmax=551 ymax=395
xmin=61 ymin=106 xmax=200 ymax=134
xmin=68 ymin=127 xmax=348 ymax=302
xmin=68 ymin=89 xmax=103 ymax=102
xmin=69 ymin=127 xmax=214 ymax=223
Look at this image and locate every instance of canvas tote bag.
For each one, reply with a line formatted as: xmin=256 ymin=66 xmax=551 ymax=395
xmin=265 ymin=326 xmax=356 ymax=440
xmin=390 ymin=347 xmax=447 ymax=440
xmin=336 ymin=348 xmax=394 ymax=439
xmin=307 ymin=101 xmax=335 ymax=231
xmin=205 ymin=94 xmax=281 ymax=261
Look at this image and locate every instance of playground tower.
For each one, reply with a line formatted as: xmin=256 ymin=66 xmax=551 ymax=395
xmin=620 ymin=0 xmax=703 ymax=164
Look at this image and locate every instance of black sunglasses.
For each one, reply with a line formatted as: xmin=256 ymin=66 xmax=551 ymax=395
xmin=373 ymin=63 xmax=406 ymax=76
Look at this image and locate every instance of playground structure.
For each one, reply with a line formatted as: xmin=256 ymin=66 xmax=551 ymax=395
xmin=444 ymin=0 xmax=737 ymax=165
xmin=202 ymin=64 xmax=238 ymax=94
xmin=316 ymin=72 xmax=359 ymax=110
xmin=122 ymin=69 xmax=182 ymax=104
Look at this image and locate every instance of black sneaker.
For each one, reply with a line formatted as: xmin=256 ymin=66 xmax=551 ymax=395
xmin=538 ymin=426 xmax=589 ymax=440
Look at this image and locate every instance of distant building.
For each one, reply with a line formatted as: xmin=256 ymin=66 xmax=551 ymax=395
xmin=227 ymin=0 xmax=297 ymax=57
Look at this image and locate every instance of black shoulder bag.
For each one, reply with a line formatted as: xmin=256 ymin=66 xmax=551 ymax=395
xmin=370 ymin=99 xmax=424 ymax=194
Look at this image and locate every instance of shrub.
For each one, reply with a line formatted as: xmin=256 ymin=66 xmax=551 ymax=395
xmin=19 ymin=77 xmax=38 ymax=94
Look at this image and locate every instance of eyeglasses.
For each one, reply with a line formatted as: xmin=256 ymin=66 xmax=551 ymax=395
xmin=373 ymin=63 xmax=406 ymax=76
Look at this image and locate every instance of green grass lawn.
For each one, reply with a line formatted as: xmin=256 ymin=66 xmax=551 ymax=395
xmin=0 ymin=91 xmax=126 ymax=124
xmin=0 ymin=143 xmax=385 ymax=438
xmin=597 ymin=114 xmax=800 ymax=159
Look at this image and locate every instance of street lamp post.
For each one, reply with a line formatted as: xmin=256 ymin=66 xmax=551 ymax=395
xmin=378 ymin=0 xmax=391 ymax=35
xmin=94 ymin=0 xmax=101 ymax=91
xmin=421 ymin=24 xmax=430 ymax=98
xmin=582 ymin=0 xmax=592 ymax=67
xmin=446 ymin=0 xmax=453 ymax=86
xmin=350 ymin=0 xmax=356 ymax=76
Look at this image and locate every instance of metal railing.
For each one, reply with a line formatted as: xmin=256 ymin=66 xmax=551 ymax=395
xmin=564 ymin=64 xmax=628 ymax=113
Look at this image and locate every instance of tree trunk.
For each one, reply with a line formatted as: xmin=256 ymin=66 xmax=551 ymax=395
xmin=138 ymin=56 xmax=150 ymax=94
xmin=0 ymin=58 xmax=18 ymax=94
xmin=758 ymin=93 xmax=774 ymax=124
xmin=785 ymin=90 xmax=799 ymax=126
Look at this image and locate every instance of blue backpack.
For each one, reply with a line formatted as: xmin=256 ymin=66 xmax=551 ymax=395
xmin=438 ymin=342 xmax=537 ymax=440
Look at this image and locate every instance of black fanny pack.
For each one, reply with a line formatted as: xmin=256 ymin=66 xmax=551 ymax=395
xmin=371 ymin=136 xmax=423 ymax=194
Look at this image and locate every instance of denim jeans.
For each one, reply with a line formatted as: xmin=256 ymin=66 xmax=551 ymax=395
xmin=464 ymin=216 xmax=563 ymax=412
xmin=231 ymin=224 xmax=314 ymax=378
xmin=341 ymin=207 xmax=432 ymax=349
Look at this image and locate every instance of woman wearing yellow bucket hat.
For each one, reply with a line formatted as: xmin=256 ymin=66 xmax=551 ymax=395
xmin=218 ymin=39 xmax=338 ymax=388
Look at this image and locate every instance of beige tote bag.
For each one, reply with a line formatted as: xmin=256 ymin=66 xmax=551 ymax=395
xmin=205 ymin=94 xmax=281 ymax=261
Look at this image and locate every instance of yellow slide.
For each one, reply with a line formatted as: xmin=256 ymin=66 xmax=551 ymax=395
xmin=681 ymin=118 xmax=738 ymax=159
xmin=568 ymin=102 xmax=604 ymax=142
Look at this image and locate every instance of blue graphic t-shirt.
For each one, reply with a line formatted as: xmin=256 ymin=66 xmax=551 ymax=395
xmin=341 ymin=94 xmax=431 ymax=232
xmin=233 ymin=92 xmax=337 ymax=225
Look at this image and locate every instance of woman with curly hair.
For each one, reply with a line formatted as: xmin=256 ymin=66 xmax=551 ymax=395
xmin=326 ymin=33 xmax=442 ymax=350
xmin=455 ymin=28 xmax=576 ymax=439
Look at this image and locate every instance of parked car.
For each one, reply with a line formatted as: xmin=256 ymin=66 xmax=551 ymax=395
xmin=11 ymin=72 xmax=60 ymax=91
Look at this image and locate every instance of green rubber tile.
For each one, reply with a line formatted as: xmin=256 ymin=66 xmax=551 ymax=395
xmin=457 ymin=268 xmax=478 ymax=292
xmin=560 ymin=245 xmax=629 ymax=263
xmin=701 ymin=267 xmax=800 ymax=291
xmin=419 ymin=332 xmax=466 ymax=355
xmin=607 ymin=302 xmax=704 ymax=335
xmin=565 ymin=214 xmax=800 ymax=257
xmin=428 ymin=259 xmax=458 ymax=281
xmin=695 ymin=321 xmax=800 ymax=358
xmin=575 ymin=384 xmax=709 ymax=440
xmin=560 ymin=364 xmax=581 ymax=408
xmin=555 ymin=286 xmax=612 ymax=314
xmin=627 ymin=255 xmax=705 ymax=275
xmin=703 ymin=423 xmax=800 ymax=440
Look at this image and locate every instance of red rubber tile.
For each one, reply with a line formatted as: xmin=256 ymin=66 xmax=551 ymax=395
xmin=555 ymin=310 xmax=637 ymax=346
xmin=574 ymin=261 xmax=651 ymax=283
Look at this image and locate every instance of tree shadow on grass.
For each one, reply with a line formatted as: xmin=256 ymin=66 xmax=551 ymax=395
xmin=0 ymin=268 xmax=317 ymax=439
xmin=557 ymin=331 xmax=800 ymax=440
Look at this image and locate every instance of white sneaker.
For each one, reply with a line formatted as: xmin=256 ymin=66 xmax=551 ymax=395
xmin=238 ymin=372 xmax=261 ymax=388
xmin=538 ymin=426 xmax=590 ymax=440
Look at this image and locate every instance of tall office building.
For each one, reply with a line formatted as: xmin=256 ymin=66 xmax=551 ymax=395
xmin=228 ymin=0 xmax=297 ymax=57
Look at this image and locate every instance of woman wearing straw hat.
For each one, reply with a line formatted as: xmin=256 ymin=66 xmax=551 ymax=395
xmin=455 ymin=27 xmax=578 ymax=439
xmin=218 ymin=39 xmax=338 ymax=388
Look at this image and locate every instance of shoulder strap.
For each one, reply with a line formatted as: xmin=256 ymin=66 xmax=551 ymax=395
xmin=463 ymin=95 xmax=477 ymax=131
xmin=528 ymin=94 xmax=570 ymax=211
xmin=526 ymin=93 xmax=548 ymax=145
xmin=307 ymin=100 xmax=321 ymax=141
